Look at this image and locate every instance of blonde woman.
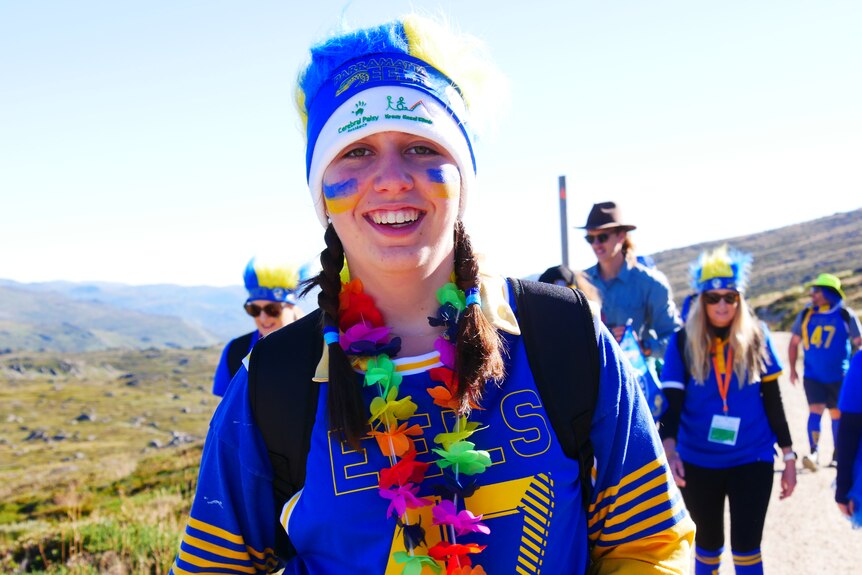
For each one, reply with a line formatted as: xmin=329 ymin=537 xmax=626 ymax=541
xmin=660 ymin=245 xmax=797 ymax=575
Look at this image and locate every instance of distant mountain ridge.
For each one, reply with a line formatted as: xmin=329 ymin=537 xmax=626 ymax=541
xmin=0 ymin=284 xmax=217 ymax=352
xmin=651 ymin=208 xmax=862 ymax=302
xmin=1 ymin=208 xmax=860 ymax=353
xmin=0 ymin=280 xmax=251 ymax=342
xmin=0 ymin=279 xmax=319 ymax=353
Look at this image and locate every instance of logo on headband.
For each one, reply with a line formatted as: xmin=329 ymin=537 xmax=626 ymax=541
xmin=353 ymin=101 xmax=366 ymax=116
xmin=383 ymin=95 xmax=433 ymax=125
xmin=711 ymin=278 xmax=722 ymax=289
xmin=386 ymin=96 xmax=426 ymax=112
xmin=333 ymin=57 xmax=430 ymax=97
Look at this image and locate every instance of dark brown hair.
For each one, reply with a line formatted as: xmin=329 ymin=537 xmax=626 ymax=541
xmin=302 ymin=221 xmax=505 ymax=447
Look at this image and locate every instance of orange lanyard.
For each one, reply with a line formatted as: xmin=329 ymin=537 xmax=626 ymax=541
xmin=711 ymin=340 xmax=734 ymax=413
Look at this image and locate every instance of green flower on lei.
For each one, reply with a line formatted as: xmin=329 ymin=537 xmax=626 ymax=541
xmin=433 ymin=440 xmax=492 ymax=476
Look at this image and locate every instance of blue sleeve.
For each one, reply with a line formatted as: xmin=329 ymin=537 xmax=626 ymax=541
xmin=171 ymin=367 xmax=280 ymax=574
xmin=839 ymin=353 xmax=862 ymax=412
xmin=587 ymin=321 xmax=694 ymax=572
xmin=642 ymin=274 xmax=681 ymax=359
xmin=212 ymin=342 xmax=233 ymax=397
xmin=659 ymin=331 xmax=686 ymax=390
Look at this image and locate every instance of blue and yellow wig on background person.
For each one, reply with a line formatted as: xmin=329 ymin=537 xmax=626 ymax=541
xmin=690 ymin=244 xmax=752 ymax=294
xmin=295 ymin=13 xmax=506 ymax=227
xmin=243 ymin=257 xmax=310 ymax=304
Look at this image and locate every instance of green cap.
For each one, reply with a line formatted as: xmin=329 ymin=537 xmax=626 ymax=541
xmin=808 ymin=273 xmax=845 ymax=299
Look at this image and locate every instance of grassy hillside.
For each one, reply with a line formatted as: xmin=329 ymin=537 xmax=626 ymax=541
xmin=651 ymin=208 xmax=862 ymax=305
xmin=0 ymin=346 xmax=220 ymax=573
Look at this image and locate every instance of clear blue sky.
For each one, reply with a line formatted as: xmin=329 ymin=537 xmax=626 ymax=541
xmin=2 ymin=1 xmax=859 ymax=286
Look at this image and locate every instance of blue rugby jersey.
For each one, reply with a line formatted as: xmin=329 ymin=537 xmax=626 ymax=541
xmin=661 ymin=328 xmax=783 ymax=469
xmin=171 ymin=293 xmax=693 ymax=574
xmin=791 ymin=303 xmax=862 ymax=384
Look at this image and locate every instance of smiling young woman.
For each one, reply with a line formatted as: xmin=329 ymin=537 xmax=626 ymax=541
xmin=170 ymin=13 xmax=694 ymax=575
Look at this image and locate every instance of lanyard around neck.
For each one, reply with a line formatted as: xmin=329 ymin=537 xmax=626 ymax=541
xmin=711 ymin=339 xmax=734 ymax=413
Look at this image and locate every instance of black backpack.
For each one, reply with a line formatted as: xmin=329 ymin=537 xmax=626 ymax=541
xmin=226 ymin=331 xmax=256 ymax=379
xmin=248 ymin=278 xmax=600 ymax=560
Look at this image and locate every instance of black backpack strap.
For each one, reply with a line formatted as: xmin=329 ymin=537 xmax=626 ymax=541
xmin=226 ymin=331 xmax=256 ymax=378
xmin=248 ymin=308 xmax=323 ymax=560
xmin=509 ymin=278 xmax=600 ymax=510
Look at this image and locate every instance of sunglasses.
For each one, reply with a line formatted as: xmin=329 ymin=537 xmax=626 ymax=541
xmin=702 ymin=292 xmax=739 ymax=305
xmin=244 ymin=302 xmax=287 ymax=318
xmin=585 ymin=233 xmax=612 ymax=245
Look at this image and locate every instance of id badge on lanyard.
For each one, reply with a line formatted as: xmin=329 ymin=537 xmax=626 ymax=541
xmin=708 ymin=414 xmax=741 ymax=445
xmin=707 ymin=341 xmax=741 ymax=446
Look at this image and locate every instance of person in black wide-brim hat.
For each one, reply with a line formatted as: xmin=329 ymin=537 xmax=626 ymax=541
xmin=581 ymin=201 xmax=681 ymax=359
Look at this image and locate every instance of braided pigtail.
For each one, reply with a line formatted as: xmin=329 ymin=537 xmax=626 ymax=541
xmin=452 ymin=219 xmax=505 ymax=412
xmin=300 ymin=224 xmax=366 ymax=447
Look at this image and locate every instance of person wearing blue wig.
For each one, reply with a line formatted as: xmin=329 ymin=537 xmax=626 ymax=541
xmin=171 ymin=13 xmax=692 ymax=575
xmin=660 ymin=245 xmax=797 ymax=575
xmin=211 ymin=256 xmax=304 ymax=397
xmin=788 ymin=273 xmax=862 ymax=470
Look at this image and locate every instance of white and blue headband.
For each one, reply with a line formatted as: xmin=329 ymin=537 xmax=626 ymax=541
xmin=305 ymin=53 xmax=476 ymax=228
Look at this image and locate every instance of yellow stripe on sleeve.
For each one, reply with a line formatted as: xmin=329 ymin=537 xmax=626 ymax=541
xmin=188 ymin=517 xmax=244 ymax=545
xmin=599 ymin=490 xmax=674 ymax=530
xmin=186 ymin=517 xmax=272 ymax=562
xmin=589 ymin=457 xmax=665 ymax=514
xmin=182 ymin=533 xmax=251 ymax=561
xmin=177 ymin=549 xmax=257 ymax=574
xmin=593 ymin=495 xmax=687 ymax=544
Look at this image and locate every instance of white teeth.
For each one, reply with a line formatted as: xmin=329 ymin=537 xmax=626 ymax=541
xmin=371 ymin=209 xmax=419 ymax=225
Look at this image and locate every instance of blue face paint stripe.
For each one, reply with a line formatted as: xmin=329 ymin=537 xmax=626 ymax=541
xmin=323 ymin=179 xmax=358 ymax=200
xmin=426 ymin=166 xmax=458 ymax=184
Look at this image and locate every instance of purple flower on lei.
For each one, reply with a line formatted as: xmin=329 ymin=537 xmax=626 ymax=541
xmin=431 ymin=499 xmax=490 ymax=536
xmin=340 ymin=321 xmax=402 ymax=356
xmin=435 ymin=338 xmax=456 ymax=370
xmin=379 ymin=483 xmax=433 ymax=519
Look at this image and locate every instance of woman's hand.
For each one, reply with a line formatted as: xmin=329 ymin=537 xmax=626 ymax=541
xmin=780 ymin=462 xmax=797 ymax=499
xmin=837 ymin=501 xmax=854 ymax=518
xmin=662 ymin=438 xmax=686 ymax=488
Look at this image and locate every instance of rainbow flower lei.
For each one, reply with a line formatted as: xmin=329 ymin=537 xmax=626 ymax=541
xmin=336 ymin=278 xmax=492 ymax=575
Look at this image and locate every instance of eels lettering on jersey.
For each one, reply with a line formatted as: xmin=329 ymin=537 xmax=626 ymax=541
xmin=501 ymin=389 xmax=552 ymax=458
xmin=328 ymin=394 xmax=554 ymax=494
